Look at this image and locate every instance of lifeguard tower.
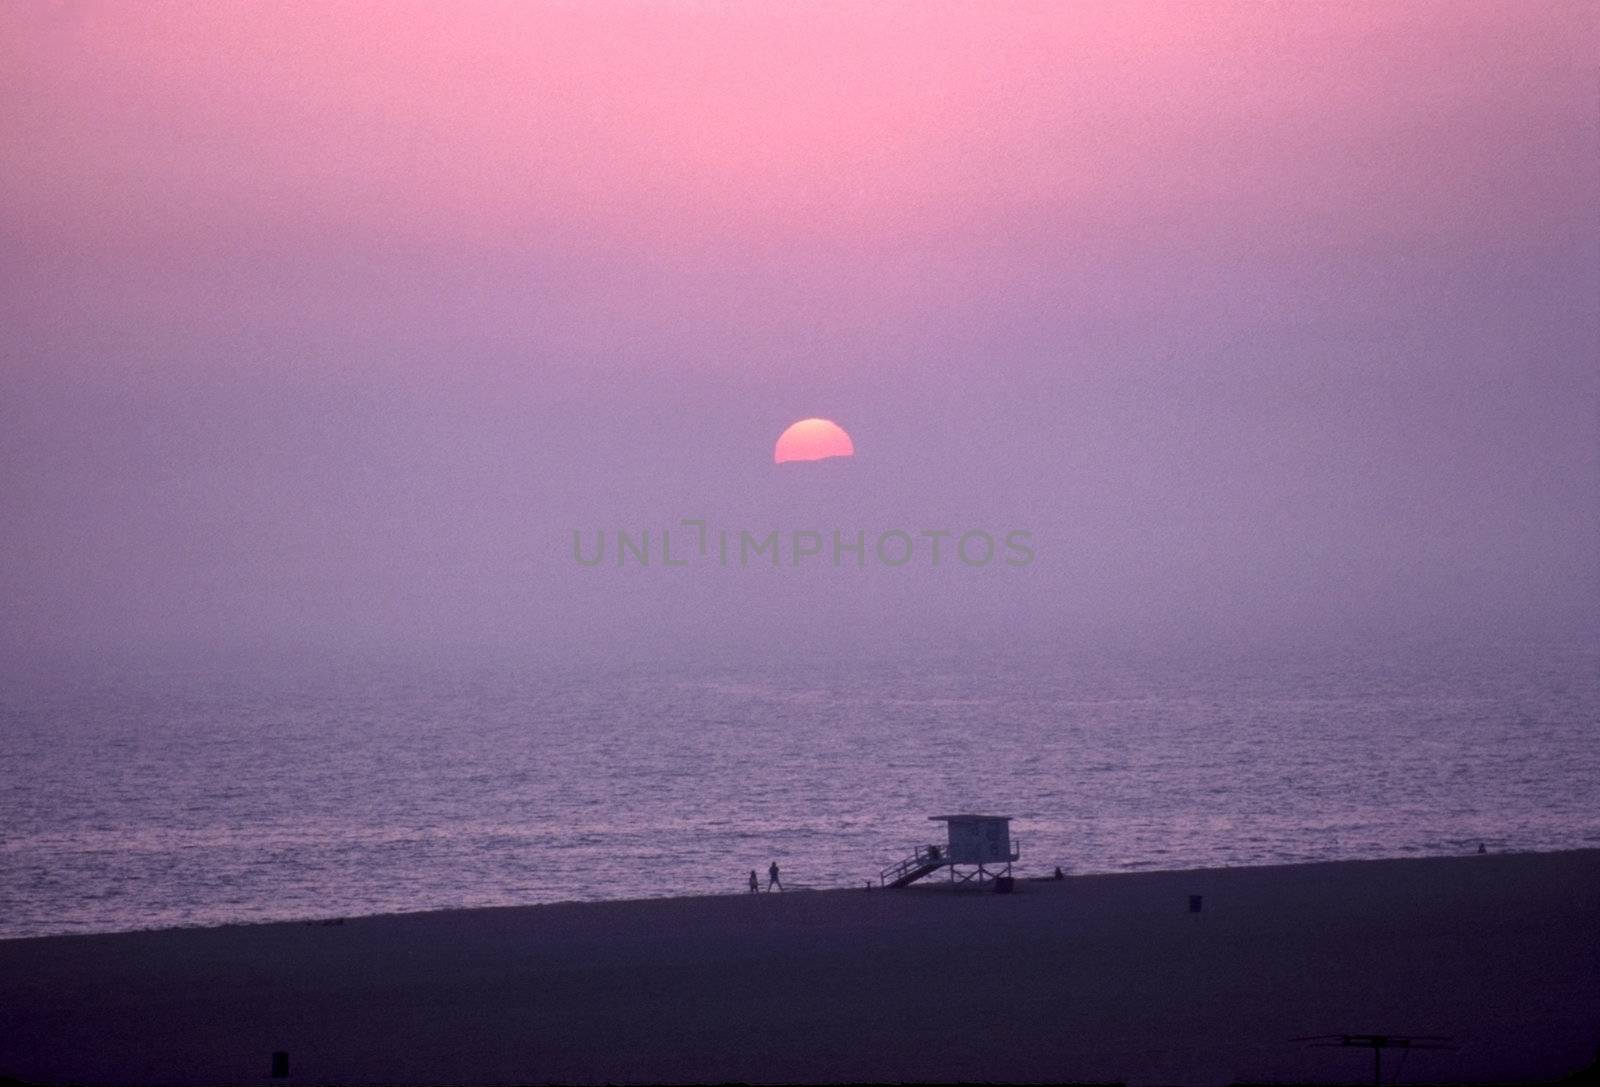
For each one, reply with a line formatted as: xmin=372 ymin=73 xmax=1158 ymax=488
xmin=879 ymin=814 xmax=1019 ymax=888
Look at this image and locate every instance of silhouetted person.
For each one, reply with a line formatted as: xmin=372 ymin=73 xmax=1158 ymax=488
xmin=1477 ymin=842 xmax=1487 ymax=854
xmin=748 ymin=870 xmax=759 ymax=893
xmin=767 ymin=861 xmax=782 ymax=892
xmin=1054 ymin=866 xmax=1065 ymax=880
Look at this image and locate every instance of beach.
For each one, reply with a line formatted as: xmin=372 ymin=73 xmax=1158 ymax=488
xmin=1 ymin=849 xmax=1595 ymax=1085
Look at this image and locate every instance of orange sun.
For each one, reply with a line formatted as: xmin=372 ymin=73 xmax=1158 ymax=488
xmin=774 ymin=418 xmax=854 ymax=464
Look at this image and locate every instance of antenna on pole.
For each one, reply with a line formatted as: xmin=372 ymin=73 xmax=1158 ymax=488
xmin=1291 ymin=1033 xmax=1455 ymax=1086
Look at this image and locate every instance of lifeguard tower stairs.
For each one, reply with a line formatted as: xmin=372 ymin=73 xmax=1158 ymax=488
xmin=879 ymin=814 xmax=1019 ymax=888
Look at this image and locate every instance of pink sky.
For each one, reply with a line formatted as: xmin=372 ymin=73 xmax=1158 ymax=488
xmin=6 ymin=3 xmax=1589 ymax=353
xmin=1 ymin=2 xmax=1595 ymax=663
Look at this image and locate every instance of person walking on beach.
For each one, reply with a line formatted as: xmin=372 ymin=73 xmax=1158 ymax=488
xmin=767 ymin=860 xmax=782 ymax=892
xmin=748 ymin=870 xmax=759 ymax=894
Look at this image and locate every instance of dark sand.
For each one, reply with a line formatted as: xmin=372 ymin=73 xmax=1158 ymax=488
xmin=2 ymin=850 xmax=1596 ymax=1085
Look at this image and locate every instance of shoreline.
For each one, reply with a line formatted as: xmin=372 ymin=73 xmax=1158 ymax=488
xmin=4 ymin=845 xmax=1586 ymax=946
xmin=2 ymin=848 xmax=1596 ymax=1084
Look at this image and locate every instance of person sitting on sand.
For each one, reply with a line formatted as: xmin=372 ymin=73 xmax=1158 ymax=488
xmin=767 ymin=860 xmax=782 ymax=892
xmin=748 ymin=870 xmax=759 ymax=893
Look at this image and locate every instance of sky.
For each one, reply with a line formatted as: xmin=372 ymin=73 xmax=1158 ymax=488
xmin=2 ymin=1 xmax=1596 ymax=669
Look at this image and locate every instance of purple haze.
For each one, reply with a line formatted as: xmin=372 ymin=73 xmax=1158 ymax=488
xmin=1 ymin=2 xmax=1595 ymax=673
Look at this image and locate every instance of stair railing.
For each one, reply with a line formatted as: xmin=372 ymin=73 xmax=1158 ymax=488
xmin=879 ymin=843 xmax=946 ymax=885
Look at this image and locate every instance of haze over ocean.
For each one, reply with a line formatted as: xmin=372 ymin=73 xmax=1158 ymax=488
xmin=2 ymin=3 xmax=1596 ymax=943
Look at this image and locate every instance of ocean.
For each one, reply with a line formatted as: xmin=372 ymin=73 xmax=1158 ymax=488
xmin=2 ymin=640 xmax=1596 ymax=939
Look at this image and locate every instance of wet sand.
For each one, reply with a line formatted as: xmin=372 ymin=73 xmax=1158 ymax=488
xmin=1 ymin=849 xmax=1596 ymax=1085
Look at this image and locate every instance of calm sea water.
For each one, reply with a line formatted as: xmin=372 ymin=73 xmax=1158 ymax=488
xmin=2 ymin=641 xmax=1597 ymax=939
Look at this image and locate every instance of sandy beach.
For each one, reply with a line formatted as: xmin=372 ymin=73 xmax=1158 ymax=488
xmin=1 ymin=849 xmax=1595 ymax=1085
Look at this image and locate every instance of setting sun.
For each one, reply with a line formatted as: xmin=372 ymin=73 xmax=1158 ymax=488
xmin=773 ymin=418 xmax=854 ymax=464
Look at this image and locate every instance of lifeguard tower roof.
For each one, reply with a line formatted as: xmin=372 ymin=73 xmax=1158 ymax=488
xmin=929 ymin=814 xmax=1012 ymax=822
